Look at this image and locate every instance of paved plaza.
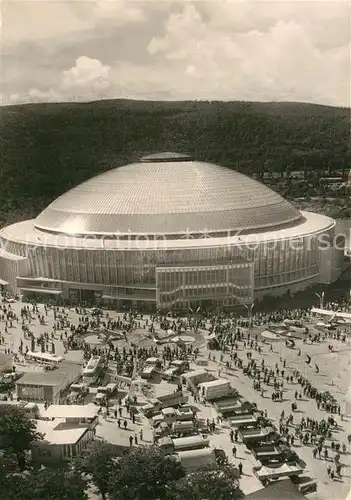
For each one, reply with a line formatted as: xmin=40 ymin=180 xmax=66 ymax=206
xmin=0 ymin=300 xmax=350 ymax=500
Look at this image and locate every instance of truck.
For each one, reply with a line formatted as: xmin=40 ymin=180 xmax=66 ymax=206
xmin=239 ymin=426 xmax=278 ymax=448
xmin=229 ymin=413 xmax=259 ymax=428
xmin=141 ymin=357 xmax=161 ymax=379
xmin=69 ymin=383 xmax=88 ymax=402
xmin=94 ymin=383 xmax=117 ymax=405
xmin=156 ymin=391 xmax=188 ymax=409
xmin=198 ymin=378 xmax=232 ymax=401
xmin=252 ymin=443 xmax=300 ymax=465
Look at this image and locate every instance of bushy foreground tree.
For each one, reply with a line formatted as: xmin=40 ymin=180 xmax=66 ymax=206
xmin=0 ymin=405 xmax=42 ymax=469
xmin=0 ymin=406 xmax=87 ymax=500
xmin=108 ymin=446 xmax=185 ymax=500
xmin=0 ymin=466 xmax=87 ymax=500
xmin=170 ymin=465 xmax=245 ymax=500
xmin=74 ymin=440 xmax=121 ymax=500
xmin=78 ymin=442 xmax=244 ymax=500
xmin=0 ymin=406 xmax=244 ymax=500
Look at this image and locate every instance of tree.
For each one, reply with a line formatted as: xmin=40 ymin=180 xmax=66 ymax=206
xmin=0 ymin=406 xmax=42 ymax=469
xmin=0 ymin=468 xmax=87 ymax=500
xmin=171 ymin=466 xmax=245 ymax=500
xmin=74 ymin=440 xmax=121 ymax=500
xmin=27 ymin=468 xmax=88 ymax=500
xmin=108 ymin=446 xmax=185 ymax=500
xmin=0 ymin=451 xmax=19 ymax=488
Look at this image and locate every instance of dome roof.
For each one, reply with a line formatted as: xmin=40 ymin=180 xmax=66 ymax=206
xmin=34 ymin=153 xmax=302 ymax=237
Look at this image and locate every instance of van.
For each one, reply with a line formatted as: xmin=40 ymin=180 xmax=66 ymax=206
xmin=170 ymin=360 xmax=187 ymax=373
xmin=69 ymin=383 xmax=88 ymax=401
xmin=141 ymin=365 xmax=156 ymax=379
xmin=105 ymin=383 xmax=117 ymax=395
xmin=70 ymin=383 xmax=88 ymax=393
xmin=145 ymin=357 xmax=160 ymax=366
xmin=162 ymin=367 xmax=179 ymax=380
xmin=23 ymin=402 xmax=39 ymax=418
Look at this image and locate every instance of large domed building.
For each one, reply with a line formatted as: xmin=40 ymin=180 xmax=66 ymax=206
xmin=0 ymin=153 xmax=344 ymax=310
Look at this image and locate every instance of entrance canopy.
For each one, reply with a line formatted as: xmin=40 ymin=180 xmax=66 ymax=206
xmin=20 ymin=287 xmax=62 ymax=295
xmin=102 ymin=294 xmax=156 ymax=302
xmin=0 ymin=279 xmax=9 ymax=286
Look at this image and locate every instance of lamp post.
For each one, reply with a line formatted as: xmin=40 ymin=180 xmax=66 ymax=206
xmin=314 ymin=291 xmax=325 ymax=309
xmin=189 ymin=306 xmax=201 ymax=333
xmin=244 ymin=302 xmax=254 ymax=327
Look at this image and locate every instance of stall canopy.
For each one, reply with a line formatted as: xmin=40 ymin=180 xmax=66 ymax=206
xmin=311 ymin=308 xmax=351 ymax=322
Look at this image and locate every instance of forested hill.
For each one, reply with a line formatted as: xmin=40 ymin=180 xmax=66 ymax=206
xmin=0 ymin=99 xmax=349 ymax=227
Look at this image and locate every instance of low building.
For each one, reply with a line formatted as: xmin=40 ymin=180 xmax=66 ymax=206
xmin=42 ymin=404 xmax=99 ymax=428
xmin=245 ymin=478 xmax=307 ymax=500
xmin=0 ymin=352 xmax=12 ymax=375
xmin=32 ymin=418 xmax=95 ymax=464
xmin=16 ymin=363 xmax=81 ymax=403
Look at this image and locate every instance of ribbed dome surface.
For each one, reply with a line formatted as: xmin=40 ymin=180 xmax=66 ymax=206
xmin=34 ymin=154 xmax=301 ymax=236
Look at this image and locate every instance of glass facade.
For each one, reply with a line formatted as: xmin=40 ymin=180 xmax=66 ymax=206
xmin=253 ymin=233 xmax=322 ymax=289
xmin=0 ymin=224 xmax=337 ymax=308
xmin=10 ymin=234 xmax=322 ymax=288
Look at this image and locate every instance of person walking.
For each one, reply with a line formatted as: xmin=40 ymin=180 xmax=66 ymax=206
xmin=232 ymin=445 xmax=237 ymax=457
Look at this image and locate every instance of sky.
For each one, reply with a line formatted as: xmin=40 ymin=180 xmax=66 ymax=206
xmin=1 ymin=0 xmax=350 ymax=106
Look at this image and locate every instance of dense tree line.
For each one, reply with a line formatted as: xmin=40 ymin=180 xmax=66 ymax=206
xmin=0 ymin=406 xmax=244 ymax=500
xmin=0 ymin=100 xmax=349 ymax=227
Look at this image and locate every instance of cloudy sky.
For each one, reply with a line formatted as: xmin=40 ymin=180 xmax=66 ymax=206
xmin=1 ymin=0 xmax=350 ymax=106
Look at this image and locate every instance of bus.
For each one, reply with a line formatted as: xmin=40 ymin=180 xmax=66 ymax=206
xmin=83 ymin=356 xmax=102 ymax=383
xmin=25 ymin=351 xmax=63 ymax=368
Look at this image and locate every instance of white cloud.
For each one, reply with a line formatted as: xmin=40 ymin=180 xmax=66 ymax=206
xmin=3 ymin=1 xmax=351 ymax=106
xmin=1 ymin=0 xmax=146 ymax=47
xmin=61 ymin=56 xmax=111 ymax=91
xmin=91 ymin=0 xmax=146 ymax=22
xmin=11 ymin=57 xmax=112 ymax=103
xmin=145 ymin=3 xmax=351 ymax=106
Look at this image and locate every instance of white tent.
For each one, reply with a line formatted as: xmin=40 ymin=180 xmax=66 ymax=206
xmin=343 ymin=387 xmax=351 ymax=416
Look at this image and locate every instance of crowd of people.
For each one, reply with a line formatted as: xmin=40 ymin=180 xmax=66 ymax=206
xmin=0 ymin=294 xmax=350 ymax=485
